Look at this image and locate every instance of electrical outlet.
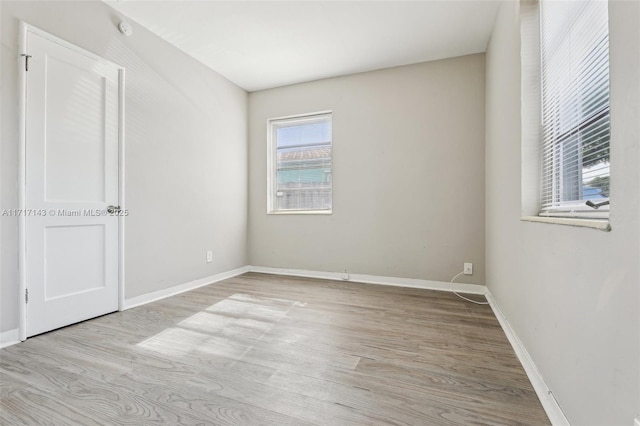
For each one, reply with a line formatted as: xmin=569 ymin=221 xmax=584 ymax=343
xmin=463 ymin=263 xmax=473 ymax=275
xmin=634 ymin=417 xmax=640 ymax=426
xmin=206 ymin=250 xmax=213 ymax=263
xmin=341 ymin=269 xmax=350 ymax=281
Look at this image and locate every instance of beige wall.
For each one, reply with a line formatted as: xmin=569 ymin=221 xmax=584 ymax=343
xmin=0 ymin=1 xmax=248 ymax=333
xmin=485 ymin=2 xmax=640 ymax=424
xmin=248 ymin=55 xmax=486 ymax=285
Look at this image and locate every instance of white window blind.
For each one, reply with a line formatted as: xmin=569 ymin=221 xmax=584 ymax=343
xmin=268 ymin=112 xmax=332 ymax=214
xmin=539 ymin=0 xmax=610 ymax=217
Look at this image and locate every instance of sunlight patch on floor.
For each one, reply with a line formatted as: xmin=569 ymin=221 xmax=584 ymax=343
xmin=136 ymin=293 xmax=302 ymax=358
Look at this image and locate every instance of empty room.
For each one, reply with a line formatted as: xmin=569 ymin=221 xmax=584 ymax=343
xmin=1 ymin=0 xmax=639 ymax=425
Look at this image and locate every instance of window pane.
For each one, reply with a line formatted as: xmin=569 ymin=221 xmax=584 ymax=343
xmin=539 ymin=0 xmax=610 ymax=213
xmin=269 ymin=114 xmax=332 ymax=213
xmin=276 ymin=122 xmax=330 ymax=148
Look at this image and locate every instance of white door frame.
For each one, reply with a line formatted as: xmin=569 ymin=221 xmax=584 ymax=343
xmin=17 ymin=22 xmax=126 ymax=341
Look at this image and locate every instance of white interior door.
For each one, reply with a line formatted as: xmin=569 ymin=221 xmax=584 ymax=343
xmin=23 ymin=26 xmax=122 ymax=337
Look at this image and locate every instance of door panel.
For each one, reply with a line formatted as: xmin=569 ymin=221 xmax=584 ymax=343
xmin=45 ymin=56 xmax=111 ymax=202
xmin=45 ymin=225 xmax=106 ymax=300
xmin=24 ymin=27 xmax=121 ymax=337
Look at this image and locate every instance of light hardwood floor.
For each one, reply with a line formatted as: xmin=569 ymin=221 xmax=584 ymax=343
xmin=0 ymin=273 xmax=549 ymax=425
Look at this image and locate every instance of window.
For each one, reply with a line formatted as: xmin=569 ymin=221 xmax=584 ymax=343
xmin=267 ymin=112 xmax=332 ymax=214
xmin=538 ymin=0 xmax=610 ymax=218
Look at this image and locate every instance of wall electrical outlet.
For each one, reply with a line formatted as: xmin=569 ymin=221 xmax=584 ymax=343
xmin=206 ymin=250 xmax=213 ymax=263
xmin=463 ymin=263 xmax=473 ymax=275
xmin=634 ymin=417 xmax=640 ymax=426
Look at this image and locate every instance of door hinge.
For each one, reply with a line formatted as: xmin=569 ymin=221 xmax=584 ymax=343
xmin=20 ymin=54 xmax=32 ymax=71
xmin=25 ymin=288 xmax=29 ymax=304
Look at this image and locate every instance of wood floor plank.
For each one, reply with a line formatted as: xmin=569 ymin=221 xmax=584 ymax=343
xmin=0 ymin=272 xmax=549 ymax=425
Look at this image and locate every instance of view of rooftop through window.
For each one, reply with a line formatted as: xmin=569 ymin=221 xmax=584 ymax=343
xmin=270 ymin=113 xmax=332 ymax=213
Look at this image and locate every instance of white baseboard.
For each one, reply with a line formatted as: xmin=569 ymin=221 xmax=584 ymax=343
xmin=485 ymin=290 xmax=569 ymax=426
xmin=122 ymin=264 xmax=486 ymax=312
xmin=123 ymin=265 xmax=251 ymax=310
xmin=0 ymin=328 xmax=20 ymax=349
xmin=248 ymin=265 xmax=487 ymax=295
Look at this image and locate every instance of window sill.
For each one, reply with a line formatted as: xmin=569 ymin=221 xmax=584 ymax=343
xmin=268 ymin=210 xmax=332 ymax=215
xmin=520 ymin=216 xmax=611 ymax=231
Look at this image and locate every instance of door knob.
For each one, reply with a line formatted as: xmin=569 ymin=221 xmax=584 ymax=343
xmin=107 ymin=205 xmax=121 ymax=214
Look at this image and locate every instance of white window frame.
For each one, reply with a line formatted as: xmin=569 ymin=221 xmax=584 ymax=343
xmin=267 ymin=111 xmax=333 ymax=215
